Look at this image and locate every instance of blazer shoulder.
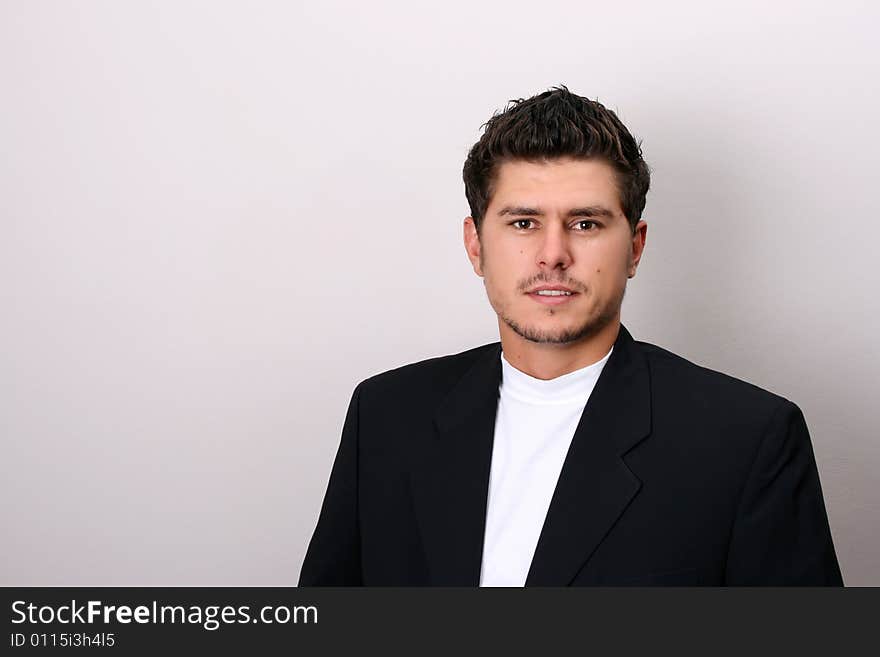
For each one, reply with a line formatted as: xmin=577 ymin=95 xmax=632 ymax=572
xmin=357 ymin=342 xmax=499 ymax=399
xmin=634 ymin=339 xmax=795 ymax=414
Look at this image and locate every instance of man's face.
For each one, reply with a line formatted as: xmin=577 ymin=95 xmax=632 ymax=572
xmin=464 ymin=157 xmax=647 ymax=346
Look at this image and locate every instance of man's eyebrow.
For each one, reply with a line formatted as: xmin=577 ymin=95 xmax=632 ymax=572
xmin=497 ymin=205 xmax=616 ymax=218
xmin=568 ymin=206 xmax=615 ymax=218
xmin=498 ymin=206 xmax=543 ymax=217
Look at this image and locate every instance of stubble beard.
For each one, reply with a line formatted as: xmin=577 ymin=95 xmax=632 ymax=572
xmin=498 ymin=283 xmax=626 ymax=345
xmin=478 ymin=243 xmax=628 ymax=346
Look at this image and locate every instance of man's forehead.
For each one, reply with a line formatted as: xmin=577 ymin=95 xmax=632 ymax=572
xmin=488 ymin=158 xmax=623 ymax=215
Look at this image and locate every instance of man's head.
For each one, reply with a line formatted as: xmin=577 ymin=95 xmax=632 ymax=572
xmin=462 ymin=86 xmax=650 ymax=347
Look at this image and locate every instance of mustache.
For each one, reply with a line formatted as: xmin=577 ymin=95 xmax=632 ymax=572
xmin=519 ymin=274 xmax=586 ymax=293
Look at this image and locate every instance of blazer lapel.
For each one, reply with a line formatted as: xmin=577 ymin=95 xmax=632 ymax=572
xmin=409 ymin=343 xmax=502 ymax=585
xmin=525 ymin=324 xmax=652 ymax=585
xmin=409 ymin=324 xmax=652 ymax=586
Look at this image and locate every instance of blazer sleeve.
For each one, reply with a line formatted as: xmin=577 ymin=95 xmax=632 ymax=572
xmin=298 ymin=383 xmax=364 ymax=586
xmin=724 ymin=399 xmax=843 ymax=585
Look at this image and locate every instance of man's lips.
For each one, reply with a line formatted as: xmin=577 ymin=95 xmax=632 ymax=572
xmin=527 ymin=285 xmax=575 ymax=293
xmin=526 ymin=285 xmax=579 ymax=305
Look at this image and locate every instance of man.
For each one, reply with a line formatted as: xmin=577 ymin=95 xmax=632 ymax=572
xmin=299 ymin=86 xmax=842 ymax=586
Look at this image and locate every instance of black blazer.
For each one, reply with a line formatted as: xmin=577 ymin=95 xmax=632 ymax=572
xmin=299 ymin=325 xmax=842 ymax=586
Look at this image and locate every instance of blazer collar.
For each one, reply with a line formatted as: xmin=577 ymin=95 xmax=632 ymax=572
xmin=409 ymin=323 xmax=652 ymax=586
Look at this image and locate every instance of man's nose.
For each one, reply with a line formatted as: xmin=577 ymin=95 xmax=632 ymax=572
xmin=536 ymin=223 xmax=573 ymax=270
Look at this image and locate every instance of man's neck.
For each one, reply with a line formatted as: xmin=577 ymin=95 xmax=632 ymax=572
xmin=499 ymin=317 xmax=620 ymax=380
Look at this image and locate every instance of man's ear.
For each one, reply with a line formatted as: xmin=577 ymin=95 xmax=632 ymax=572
xmin=464 ymin=217 xmax=484 ymax=277
xmin=628 ymin=220 xmax=648 ymax=278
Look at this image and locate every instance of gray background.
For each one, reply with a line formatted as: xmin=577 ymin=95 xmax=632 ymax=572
xmin=2 ymin=0 xmax=877 ymax=585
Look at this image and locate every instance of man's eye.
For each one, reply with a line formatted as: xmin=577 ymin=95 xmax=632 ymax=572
xmin=512 ymin=219 xmax=534 ymax=230
xmin=574 ymin=220 xmax=597 ymax=231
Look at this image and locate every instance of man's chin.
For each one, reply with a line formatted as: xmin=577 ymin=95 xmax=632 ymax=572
xmin=506 ymin=320 xmax=602 ymax=345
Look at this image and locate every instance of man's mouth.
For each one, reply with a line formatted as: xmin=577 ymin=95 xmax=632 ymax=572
xmin=533 ymin=290 xmax=573 ymax=296
xmin=526 ymin=285 xmax=578 ymax=305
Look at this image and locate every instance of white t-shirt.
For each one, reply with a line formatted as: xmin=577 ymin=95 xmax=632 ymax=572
xmin=479 ymin=346 xmax=613 ymax=587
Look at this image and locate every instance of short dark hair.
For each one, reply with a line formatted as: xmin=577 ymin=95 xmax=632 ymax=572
xmin=462 ymin=85 xmax=650 ymax=233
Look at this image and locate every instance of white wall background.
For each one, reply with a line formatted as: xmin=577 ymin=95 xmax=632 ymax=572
xmin=2 ymin=0 xmax=877 ymax=585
